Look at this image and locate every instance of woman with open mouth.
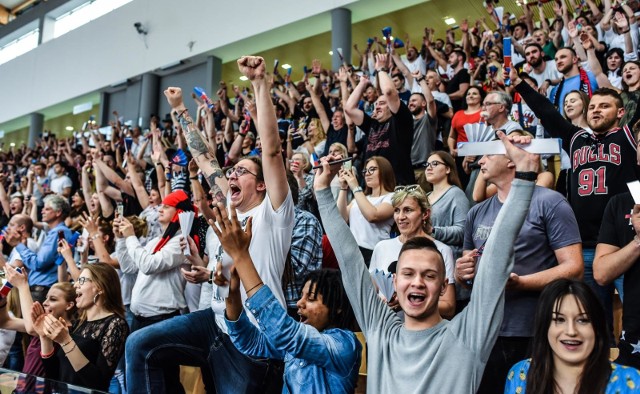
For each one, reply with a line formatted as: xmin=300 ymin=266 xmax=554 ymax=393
xmin=505 ymin=279 xmax=640 ymax=393
xmin=2 ymin=263 xmax=128 ymax=392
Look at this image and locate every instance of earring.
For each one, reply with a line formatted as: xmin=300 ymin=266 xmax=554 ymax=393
xmin=93 ymin=292 xmax=101 ymax=305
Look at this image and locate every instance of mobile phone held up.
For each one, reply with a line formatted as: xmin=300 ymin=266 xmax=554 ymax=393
xmin=116 ymin=202 xmax=124 ymax=217
xmin=312 ymin=157 xmax=353 ymax=169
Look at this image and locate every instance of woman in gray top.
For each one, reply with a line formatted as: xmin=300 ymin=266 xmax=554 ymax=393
xmin=426 ymin=151 xmax=469 ymax=258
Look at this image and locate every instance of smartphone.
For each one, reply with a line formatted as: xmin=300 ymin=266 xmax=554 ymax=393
xmin=58 ymin=230 xmax=65 ymax=241
xmin=342 ymin=160 xmax=353 ymax=171
xmin=116 ymin=202 xmax=124 ymax=217
xmin=312 ymin=157 xmax=353 ymax=169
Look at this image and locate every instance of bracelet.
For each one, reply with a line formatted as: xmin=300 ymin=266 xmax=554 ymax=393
xmin=377 ymin=68 xmax=389 ymax=73
xmin=620 ymin=29 xmax=630 ymax=34
xmin=189 ymin=176 xmax=199 ymax=180
xmin=62 ymin=339 xmax=74 ymax=348
xmin=41 ymin=348 xmax=56 ymax=359
xmin=90 ymin=234 xmax=100 ymax=241
xmin=340 ymin=188 xmax=349 ymax=191
xmin=246 ymin=282 xmax=263 ymax=294
xmin=175 ymin=109 xmax=189 ymax=120
xmin=238 ymin=133 xmax=246 ymax=138
xmin=64 ymin=343 xmax=77 ymax=355
xmin=417 ymin=77 xmax=425 ymax=83
xmin=514 ymin=171 xmax=537 ymax=182
xmin=352 ymin=186 xmax=364 ymax=194
xmin=208 ymin=270 xmax=214 ymax=284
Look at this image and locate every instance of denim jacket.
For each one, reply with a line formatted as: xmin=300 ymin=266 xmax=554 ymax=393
xmin=225 ymin=286 xmax=361 ymax=394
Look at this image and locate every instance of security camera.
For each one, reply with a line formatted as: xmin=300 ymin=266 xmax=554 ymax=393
xmin=134 ymin=22 xmax=147 ymax=35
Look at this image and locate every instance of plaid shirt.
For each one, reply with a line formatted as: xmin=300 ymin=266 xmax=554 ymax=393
xmin=285 ymin=208 xmax=323 ymax=308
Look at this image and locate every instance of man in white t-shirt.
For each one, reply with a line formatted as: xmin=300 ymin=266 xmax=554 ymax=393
xmin=125 ymin=56 xmax=293 ymax=394
xmin=49 ymin=162 xmax=72 ymax=198
xmin=522 ymin=43 xmax=561 ymax=95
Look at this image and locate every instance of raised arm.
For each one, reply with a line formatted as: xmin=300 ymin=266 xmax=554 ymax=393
xmin=453 ymin=132 xmax=537 ymax=355
xmin=94 ymin=159 xmax=135 ymax=197
xmin=237 ymin=56 xmax=290 ymax=209
xmin=345 ymin=76 xmax=369 ymax=126
xmin=376 ymin=54 xmax=401 ymax=114
xmin=511 ymin=69 xmax=577 ymax=153
xmin=163 ymin=87 xmax=229 ymax=206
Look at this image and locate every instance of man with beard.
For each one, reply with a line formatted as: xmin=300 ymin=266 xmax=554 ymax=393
xmin=345 ymin=54 xmax=415 ymax=185
xmin=407 ymin=70 xmax=437 ymax=191
xmin=428 ymin=46 xmax=470 ymax=113
xmin=523 ymin=43 xmax=561 ymax=95
xmin=516 ymin=72 xmax=640 ymax=340
xmin=549 ymin=47 xmax=599 ymax=115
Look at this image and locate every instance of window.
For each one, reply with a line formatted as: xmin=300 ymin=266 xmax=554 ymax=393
xmin=53 ymin=0 xmax=133 ymax=38
xmin=0 ymin=29 xmax=39 ymax=66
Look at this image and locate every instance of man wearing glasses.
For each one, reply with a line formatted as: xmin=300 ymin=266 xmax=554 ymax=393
xmin=480 ymin=92 xmax=521 ymax=135
xmin=125 ymin=56 xmax=294 ymax=394
xmin=455 ymin=132 xmax=583 ymax=393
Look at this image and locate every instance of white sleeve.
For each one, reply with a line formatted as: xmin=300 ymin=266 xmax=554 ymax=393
xmin=125 ymin=235 xmax=184 ymax=275
xmin=116 ymin=238 xmax=138 ymax=275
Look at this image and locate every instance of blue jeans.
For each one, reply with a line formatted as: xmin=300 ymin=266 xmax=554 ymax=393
xmin=125 ymin=308 xmax=283 ymax=394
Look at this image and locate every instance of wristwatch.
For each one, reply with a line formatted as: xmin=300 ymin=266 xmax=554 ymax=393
xmin=352 ymin=186 xmax=364 ymax=194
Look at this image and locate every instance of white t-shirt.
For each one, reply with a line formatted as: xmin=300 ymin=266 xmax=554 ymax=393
xmin=209 ymin=192 xmax=294 ymax=333
xmin=348 ymin=193 xmax=394 ymax=250
xmin=7 ymin=238 xmax=38 ymax=265
xmin=369 ymin=236 xmax=456 ymax=284
xmin=50 ymin=175 xmax=72 ymax=195
xmin=526 ymin=60 xmax=561 ymax=88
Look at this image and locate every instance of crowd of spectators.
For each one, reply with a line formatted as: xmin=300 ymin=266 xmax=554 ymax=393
xmin=1 ymin=0 xmax=640 ymax=392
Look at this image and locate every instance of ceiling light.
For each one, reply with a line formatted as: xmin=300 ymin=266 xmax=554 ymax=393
xmin=444 ymin=17 xmax=456 ymax=25
xmin=389 ymin=36 xmax=394 ymax=40
xmin=328 ymin=51 xmax=333 ymax=55
xmin=239 ymin=76 xmax=249 ymax=81
xmin=65 ymin=126 xmax=74 ymax=131
xmin=281 ymin=64 xmax=291 ymax=70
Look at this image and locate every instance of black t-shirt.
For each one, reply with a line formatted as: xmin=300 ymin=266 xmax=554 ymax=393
xmin=322 ymin=124 xmax=348 ymax=157
xmin=446 ymin=68 xmax=470 ymax=113
xmin=568 ymin=127 xmax=640 ymax=248
xmin=359 ymin=101 xmax=415 ymax=185
xmin=598 ymin=192 xmax=640 ymax=368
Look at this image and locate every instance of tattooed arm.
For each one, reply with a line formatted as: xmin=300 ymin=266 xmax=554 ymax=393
xmin=164 ymin=87 xmax=228 ymax=204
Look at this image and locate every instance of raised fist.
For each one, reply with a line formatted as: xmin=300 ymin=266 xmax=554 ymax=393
xmin=164 ymin=87 xmax=184 ymax=109
xmin=237 ymin=56 xmax=266 ymax=81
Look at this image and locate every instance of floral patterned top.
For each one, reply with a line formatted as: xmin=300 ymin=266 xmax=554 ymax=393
xmin=505 ymin=359 xmax=640 ymax=393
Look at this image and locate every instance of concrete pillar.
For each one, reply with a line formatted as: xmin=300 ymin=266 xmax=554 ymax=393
xmin=331 ymin=8 xmax=352 ymax=71
xmin=98 ymin=91 xmax=109 ymax=127
xmin=205 ymin=56 xmax=222 ymax=100
xmin=139 ymin=73 xmax=159 ymax=128
xmin=28 ymin=113 xmax=44 ymax=149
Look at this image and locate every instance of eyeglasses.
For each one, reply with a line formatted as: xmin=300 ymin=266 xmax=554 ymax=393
xmin=394 ymin=185 xmax=422 ymax=192
xmin=481 ymin=102 xmax=501 ymax=107
xmin=424 ymin=161 xmax=447 ymax=169
xmin=361 ymin=167 xmax=378 ymax=176
xmin=225 ymin=166 xmax=258 ymax=179
xmin=76 ymin=277 xmax=93 ymax=285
